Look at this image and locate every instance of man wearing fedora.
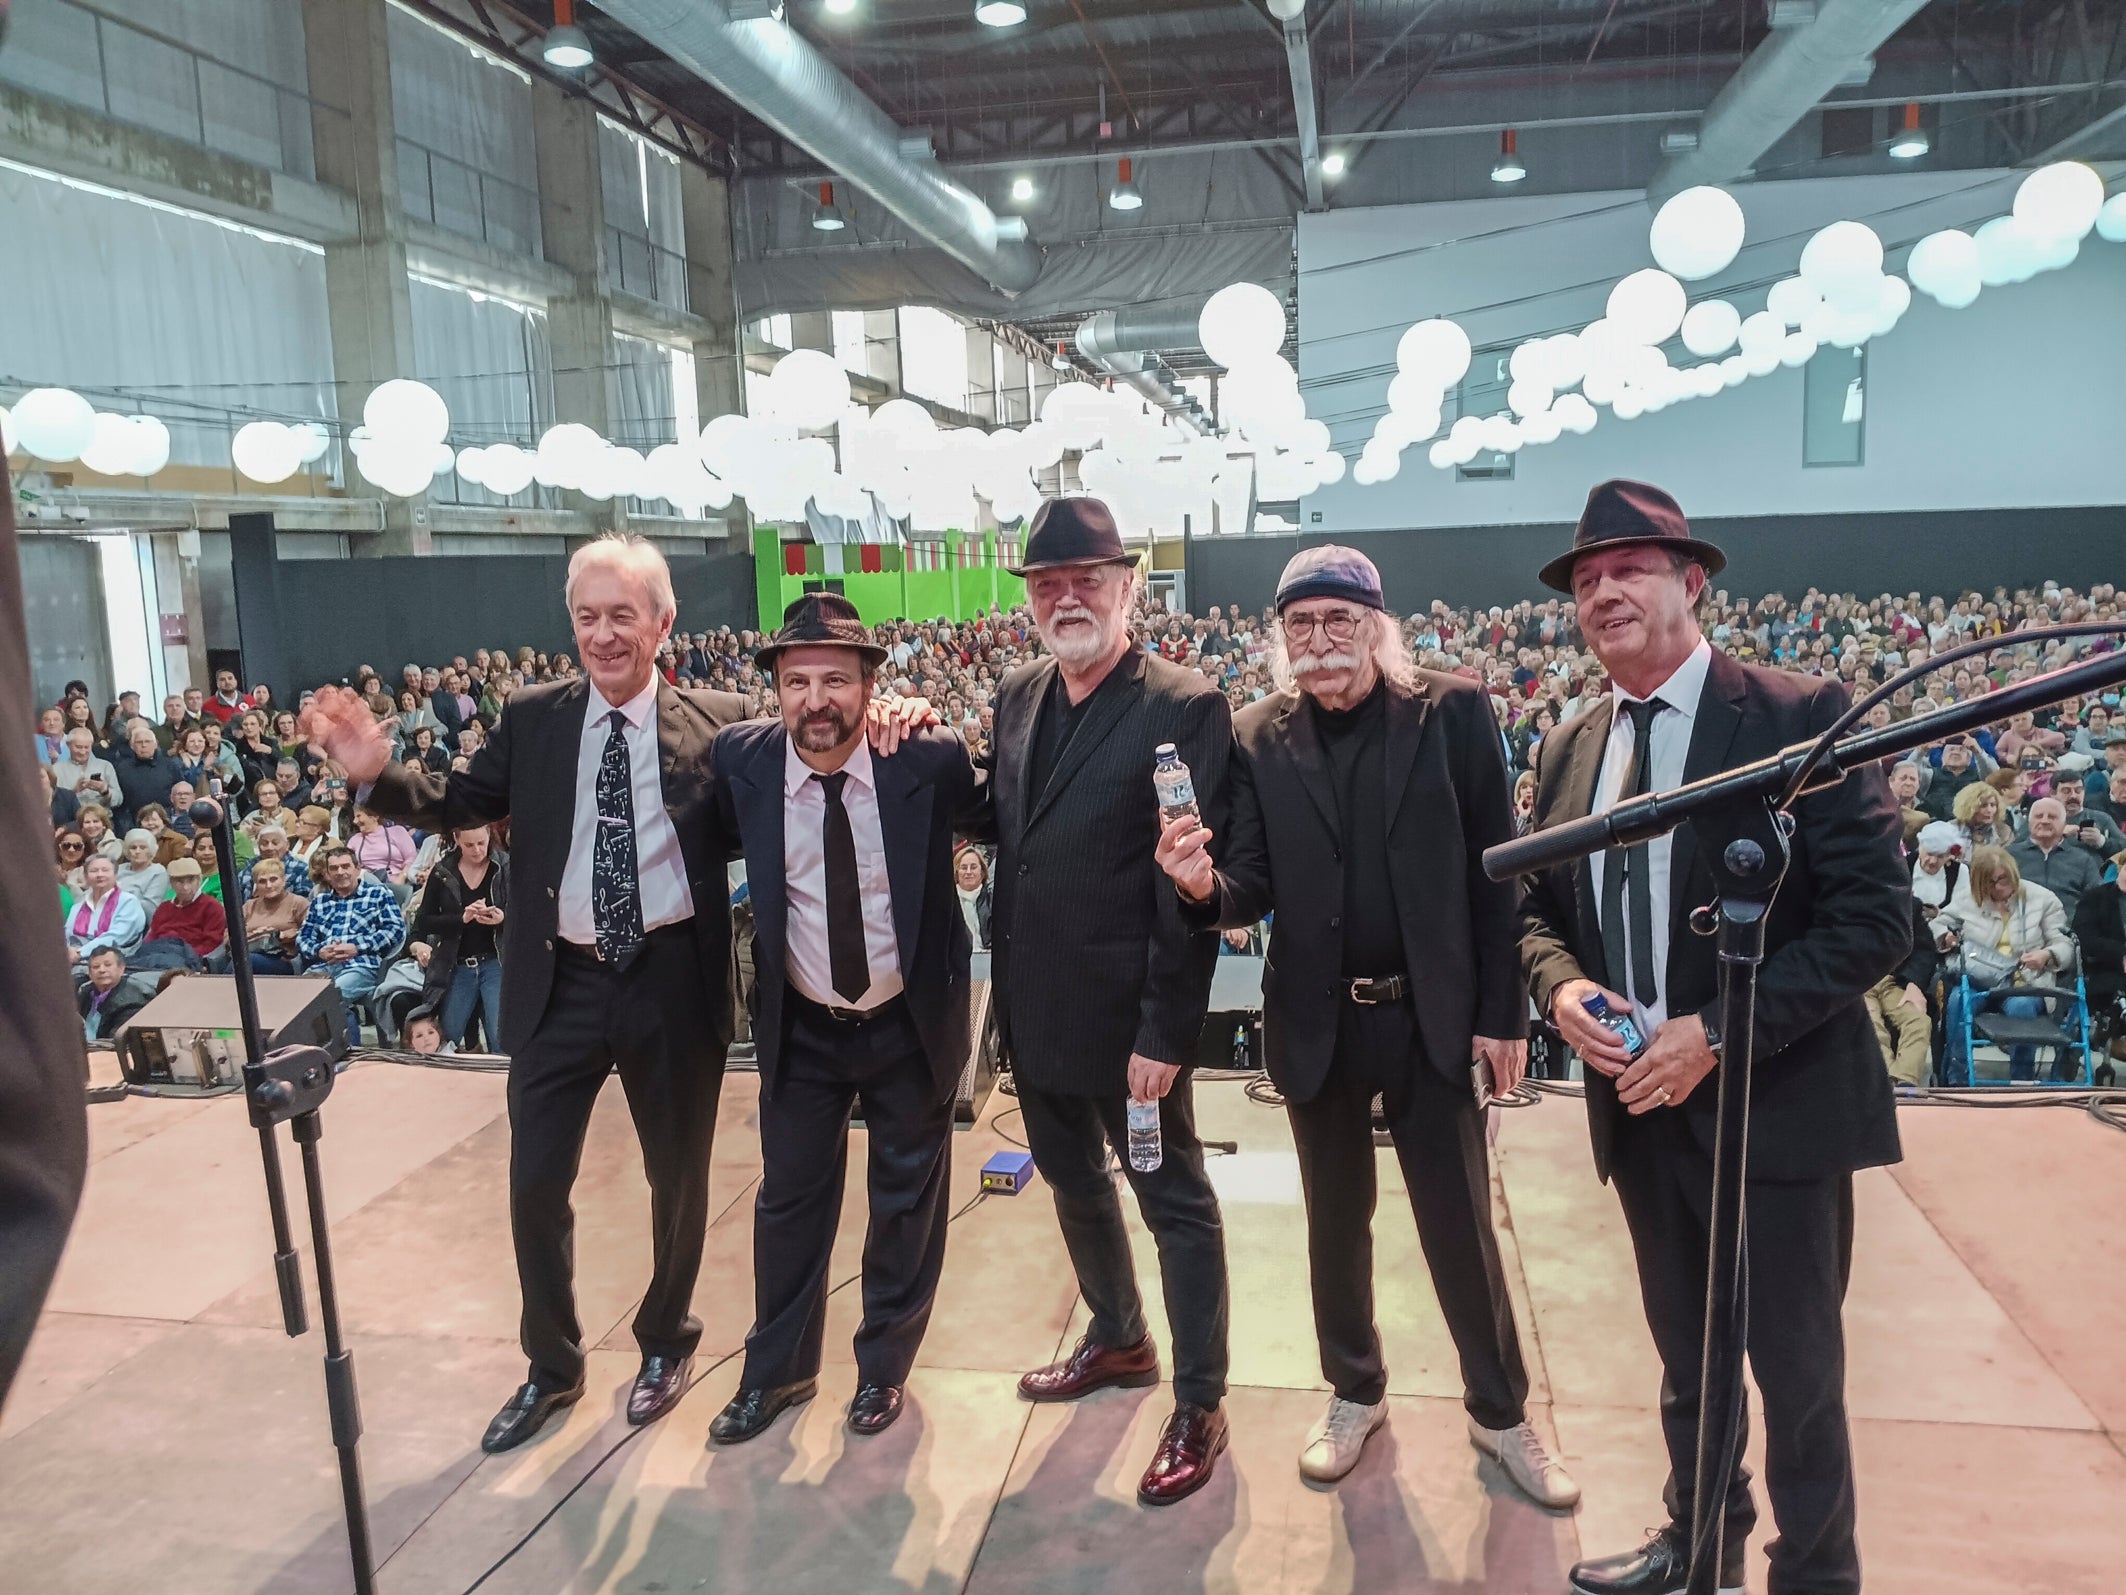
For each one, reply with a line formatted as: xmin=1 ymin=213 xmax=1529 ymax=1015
xmin=703 ymin=595 xmax=977 ymax=1444
xmin=1153 ymin=546 xmax=1578 ymax=1508
xmin=1517 ymin=481 xmax=1908 ymax=1595
xmin=975 ymin=495 xmax=1237 ymax=1506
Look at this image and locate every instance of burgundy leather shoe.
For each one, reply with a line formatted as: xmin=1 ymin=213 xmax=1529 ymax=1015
xmin=1017 ymin=1334 xmax=1160 ymax=1404
xmin=846 ymin=1383 xmax=904 ymax=1435
xmin=1137 ymin=1402 xmax=1229 ymax=1506
xmin=627 ymin=1354 xmax=692 ymax=1427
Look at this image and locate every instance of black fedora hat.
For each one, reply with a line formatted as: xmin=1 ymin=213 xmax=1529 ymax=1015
xmin=1538 ymin=478 xmax=1727 ymax=594
xmin=756 ymin=592 xmax=888 ymax=673
xmin=1007 ymin=495 xmax=1137 ymax=577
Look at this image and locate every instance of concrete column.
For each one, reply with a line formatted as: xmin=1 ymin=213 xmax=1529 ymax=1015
xmin=302 ymin=0 xmax=429 ymax=554
xmin=862 ymin=310 xmax=902 ymax=393
xmin=680 ymin=162 xmax=745 ymax=425
xmin=965 ymin=327 xmax=998 ymax=423
xmin=532 ymin=81 xmax=624 ymax=533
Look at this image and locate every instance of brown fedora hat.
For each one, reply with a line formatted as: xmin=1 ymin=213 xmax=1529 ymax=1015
xmin=1538 ymin=479 xmax=1727 ymax=594
xmin=756 ymin=592 xmax=888 ymax=673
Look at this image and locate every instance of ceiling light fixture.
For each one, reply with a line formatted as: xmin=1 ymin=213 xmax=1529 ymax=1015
xmin=1108 ymin=157 xmax=1144 ymax=211
xmin=1011 ymin=175 xmax=1035 ymax=202
xmin=811 ymin=181 xmax=845 ymax=231
xmin=1491 ymin=128 xmax=1526 ymax=184
xmin=825 ymin=0 xmax=857 ymax=13
xmin=974 ymin=0 xmax=1027 ymax=25
xmin=1321 ymin=151 xmax=1347 ymax=179
xmin=542 ymin=0 xmax=594 ymax=69
xmin=1888 ymin=101 xmax=1929 ymax=160
xmin=1051 ymin=342 xmax=1071 ymax=370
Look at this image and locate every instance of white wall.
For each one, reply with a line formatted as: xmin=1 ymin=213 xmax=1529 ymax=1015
xmin=1297 ymin=167 xmax=2126 ymax=532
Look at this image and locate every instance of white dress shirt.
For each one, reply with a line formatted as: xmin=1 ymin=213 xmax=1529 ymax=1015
xmin=558 ymin=678 xmax=695 ymax=944
xmin=1588 ymin=637 xmax=1713 ymax=1036
xmin=783 ymin=736 xmax=902 ymax=1011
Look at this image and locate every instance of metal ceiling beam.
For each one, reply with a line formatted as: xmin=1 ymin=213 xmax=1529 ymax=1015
xmin=2026 ymin=94 xmax=2126 ymax=162
xmin=1281 ymin=10 xmax=1326 ymax=210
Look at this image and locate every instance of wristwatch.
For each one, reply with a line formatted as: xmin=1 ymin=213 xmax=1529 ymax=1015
xmin=1698 ymin=1010 xmax=1725 ymax=1059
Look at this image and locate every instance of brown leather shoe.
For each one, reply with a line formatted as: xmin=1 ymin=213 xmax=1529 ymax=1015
xmin=627 ymin=1354 xmax=692 ymax=1427
xmin=1137 ymin=1401 xmax=1229 ymax=1506
xmin=1017 ymin=1334 xmax=1160 ymax=1404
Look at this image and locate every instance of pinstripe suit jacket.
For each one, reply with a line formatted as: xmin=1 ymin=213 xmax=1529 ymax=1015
xmin=979 ymin=648 xmax=1232 ymax=1095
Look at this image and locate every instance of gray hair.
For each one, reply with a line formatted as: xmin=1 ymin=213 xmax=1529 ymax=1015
xmin=1267 ymin=608 xmax=1413 ymax=694
xmin=565 ymin=531 xmax=677 ymax=623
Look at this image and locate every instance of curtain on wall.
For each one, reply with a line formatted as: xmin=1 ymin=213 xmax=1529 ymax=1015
xmin=599 ymin=120 xmax=688 ymax=314
xmin=0 ymin=163 xmax=334 ymax=469
xmin=387 ymin=3 xmax=541 ymax=257
xmin=411 ymin=276 xmax=554 ymax=506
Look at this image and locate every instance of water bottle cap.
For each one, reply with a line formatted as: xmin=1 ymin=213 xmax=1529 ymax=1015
xmin=1154 ymin=742 xmax=1178 ymax=760
xmin=1581 ymin=992 xmax=1609 ymax=1016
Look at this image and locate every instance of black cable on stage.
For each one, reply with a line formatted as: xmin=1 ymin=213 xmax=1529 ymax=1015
xmin=454 ymin=1187 xmax=992 ymax=1595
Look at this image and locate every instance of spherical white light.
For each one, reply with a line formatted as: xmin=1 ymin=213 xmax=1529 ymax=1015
xmin=80 ymin=412 xmax=145 ymax=477
xmin=354 ymin=437 xmax=434 ymax=498
xmin=1504 ymin=378 xmax=1550 ymax=419
xmin=1689 ymin=362 xmax=1725 ymax=399
xmin=1520 ymin=409 xmax=1564 ymax=446
xmin=1605 ymin=269 xmax=1688 ymax=346
xmin=1612 ymin=389 xmax=1646 ymax=421
xmin=537 ymin=421 xmax=606 ymax=488
xmin=1427 ymin=439 xmax=1457 ymax=471
xmin=1869 ymin=274 xmax=1912 ymax=337
xmin=1799 ymin=220 xmax=1885 ymax=302
xmin=1719 ymin=355 xmax=1749 ymax=387
xmin=2097 ymin=193 xmax=2126 ymax=244
xmin=10 ymin=387 xmax=97 ymax=461
xmin=1553 ymin=393 xmax=1598 ymax=435
xmin=292 ymin=422 xmax=331 ymax=465
xmin=1737 ymin=310 xmax=1785 ymax=357
xmin=454 ymin=447 xmax=490 ymax=487
xmin=766 ymin=349 xmax=851 ymax=432
xmin=1376 ymin=406 xmax=1440 ymax=449
xmin=1741 ymin=342 xmax=1782 ymax=377
xmin=1766 ymin=276 xmax=1820 ymax=328
xmin=1477 ymin=414 xmax=1522 ymax=454
xmin=2030 ymin=233 xmax=2079 ymax=274
xmin=1906 ymin=229 xmax=1980 ymax=303
xmin=126 ymin=415 xmax=171 ymax=477
xmin=1198 ymin=282 xmax=1287 ymax=370
xmin=1648 ymin=185 xmax=1747 ymax=281
xmin=362 ymin=379 xmax=449 ymax=447
xmin=1507 ymin=340 xmax=1550 ymax=384
xmin=1581 ymin=367 xmax=1624 ymax=407
xmin=1679 ymin=299 xmax=1743 ymax=358
xmin=481 ymin=443 xmax=536 ymax=496
xmin=1779 ymin=331 xmax=1818 ymax=368
xmin=1541 ymin=333 xmax=1587 ymax=391
xmin=2014 ymin=161 xmax=2106 ymax=242
xmin=1395 ymin=318 xmax=1473 ymax=387
xmin=1975 ymin=216 xmax=2040 ymax=286
xmin=1351 ymin=459 xmax=1381 ymax=487
xmin=232 ymin=421 xmax=305 ymax=484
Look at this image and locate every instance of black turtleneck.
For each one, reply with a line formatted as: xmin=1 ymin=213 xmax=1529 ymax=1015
xmin=1308 ymin=677 xmax=1404 ymax=980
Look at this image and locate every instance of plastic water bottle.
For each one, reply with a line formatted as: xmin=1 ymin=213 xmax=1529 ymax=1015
xmin=1153 ymin=743 xmax=1198 ymax=823
xmin=1581 ymin=992 xmax=1648 ymax=1058
xmin=1126 ymin=1097 xmax=1163 ymax=1172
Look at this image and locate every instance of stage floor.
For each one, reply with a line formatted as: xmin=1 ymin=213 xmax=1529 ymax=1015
xmin=4 ymin=1060 xmax=2124 ymax=1594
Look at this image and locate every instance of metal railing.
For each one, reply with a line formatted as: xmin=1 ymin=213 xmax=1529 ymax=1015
xmin=397 ymin=137 xmax=542 ymax=258
xmin=0 ymin=0 xmax=334 ymax=179
xmin=605 ymin=224 xmax=691 ymax=314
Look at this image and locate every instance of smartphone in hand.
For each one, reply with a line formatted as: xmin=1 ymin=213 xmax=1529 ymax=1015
xmin=1471 ymin=1059 xmax=1495 ymax=1110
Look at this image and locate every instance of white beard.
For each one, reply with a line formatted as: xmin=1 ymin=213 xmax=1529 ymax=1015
xmin=1041 ymin=608 xmax=1115 ymax=667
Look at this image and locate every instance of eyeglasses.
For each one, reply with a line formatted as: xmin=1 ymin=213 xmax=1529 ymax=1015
xmin=59 ymin=840 xmax=85 ymax=852
xmin=1282 ymin=611 xmax=1363 ymax=645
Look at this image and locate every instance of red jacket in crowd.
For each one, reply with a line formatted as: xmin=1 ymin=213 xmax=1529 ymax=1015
xmin=148 ymin=894 xmax=227 ymax=960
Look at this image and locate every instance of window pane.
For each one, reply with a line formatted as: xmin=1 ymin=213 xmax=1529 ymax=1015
xmin=1803 ymin=344 xmax=1865 ymax=467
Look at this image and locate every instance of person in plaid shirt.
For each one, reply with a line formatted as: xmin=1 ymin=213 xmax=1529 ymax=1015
xmin=298 ymin=845 xmax=406 ymax=1045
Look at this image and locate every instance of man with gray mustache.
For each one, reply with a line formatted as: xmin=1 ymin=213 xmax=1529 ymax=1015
xmin=1155 ymin=546 xmax=1577 ymax=1506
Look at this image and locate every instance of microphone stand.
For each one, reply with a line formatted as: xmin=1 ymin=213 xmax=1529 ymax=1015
xmin=1483 ymin=638 xmax=2126 ymax=1595
xmin=193 ymin=798 xmax=376 ymax=1595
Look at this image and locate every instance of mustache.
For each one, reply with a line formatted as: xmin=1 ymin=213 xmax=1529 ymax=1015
xmin=1293 ymin=648 xmax=1363 ymax=676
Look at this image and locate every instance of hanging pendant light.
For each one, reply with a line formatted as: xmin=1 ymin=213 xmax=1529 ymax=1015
xmin=1888 ymin=102 xmax=1929 ymax=160
xmin=1491 ymin=128 xmax=1526 ymax=184
xmin=810 ymin=181 xmax=845 ymax=231
xmin=1108 ymin=157 xmax=1144 ymax=211
xmin=543 ymin=0 xmax=593 ymax=68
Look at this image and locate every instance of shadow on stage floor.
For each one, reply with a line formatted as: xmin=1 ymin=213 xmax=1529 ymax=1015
xmin=4 ymin=1057 xmax=2124 ymax=1592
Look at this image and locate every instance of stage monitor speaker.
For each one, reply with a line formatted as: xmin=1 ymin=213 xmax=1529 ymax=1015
xmin=118 ymin=974 xmax=345 ymax=1091
xmin=954 ymin=977 xmax=1001 ymax=1128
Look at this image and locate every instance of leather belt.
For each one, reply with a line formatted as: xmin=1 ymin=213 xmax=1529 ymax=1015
xmin=1344 ymin=974 xmax=1410 ymax=1005
xmin=789 ymin=987 xmax=906 ymax=1025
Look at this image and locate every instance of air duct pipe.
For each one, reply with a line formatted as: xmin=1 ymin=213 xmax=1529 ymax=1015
xmin=1075 ymin=301 xmax=1213 ymax=436
xmin=1647 ymin=0 xmax=1932 ymax=205
xmin=597 ymin=0 xmax=1044 ymax=294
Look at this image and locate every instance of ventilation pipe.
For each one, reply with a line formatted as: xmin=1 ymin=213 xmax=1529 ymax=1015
xmin=1075 ymin=299 xmax=1215 ymax=436
xmin=1647 ymin=0 xmax=1932 ymax=205
xmin=597 ymin=0 xmax=1044 ymax=294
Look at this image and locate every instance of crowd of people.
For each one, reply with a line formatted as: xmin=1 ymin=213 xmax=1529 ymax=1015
xmin=40 ymin=574 xmax=2126 ymax=1084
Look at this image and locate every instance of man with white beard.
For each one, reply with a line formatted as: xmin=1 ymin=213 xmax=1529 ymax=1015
xmin=972 ymin=496 xmax=1237 ymax=1506
xmin=1154 ymin=546 xmax=1577 ymax=1506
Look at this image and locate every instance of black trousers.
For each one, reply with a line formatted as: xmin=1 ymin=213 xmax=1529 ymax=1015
xmin=1609 ymin=1108 xmax=1860 ymax=1595
xmin=741 ymin=992 xmax=955 ymax=1390
xmin=1016 ymin=1076 xmax=1231 ymax=1409
xmin=509 ymin=928 xmax=724 ymax=1388
xmin=1284 ymin=1016 xmax=1530 ymax=1429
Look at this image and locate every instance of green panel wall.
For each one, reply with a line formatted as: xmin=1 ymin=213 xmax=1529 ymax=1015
xmin=753 ymin=528 xmax=1027 ymax=635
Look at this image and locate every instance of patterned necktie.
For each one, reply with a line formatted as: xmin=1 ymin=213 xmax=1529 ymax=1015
xmin=1600 ymin=696 xmax=1666 ymax=1008
xmin=593 ymin=708 xmax=645 ymax=966
xmin=813 ymin=771 xmax=870 ymax=1004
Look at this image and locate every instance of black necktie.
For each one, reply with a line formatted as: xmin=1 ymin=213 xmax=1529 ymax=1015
xmin=593 ymin=709 xmax=645 ymax=966
xmin=813 ymin=771 xmax=870 ymax=1003
xmin=1601 ymin=697 xmax=1666 ymax=1008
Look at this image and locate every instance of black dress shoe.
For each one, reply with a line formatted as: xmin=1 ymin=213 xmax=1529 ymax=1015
xmin=627 ymin=1354 xmax=693 ymax=1427
xmin=846 ymin=1383 xmax=904 ymax=1435
xmin=481 ymin=1379 xmax=585 ymax=1454
xmin=1569 ymin=1524 xmax=1745 ymax=1595
xmin=708 ymin=1378 xmax=818 ymax=1446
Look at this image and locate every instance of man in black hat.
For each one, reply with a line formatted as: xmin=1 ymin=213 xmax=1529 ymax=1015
xmin=975 ymin=495 xmax=1237 ymax=1506
xmin=702 ymin=595 xmax=978 ymax=1445
xmin=1517 ymin=481 xmax=1909 ymax=1595
xmin=1153 ymin=545 xmax=1576 ymax=1507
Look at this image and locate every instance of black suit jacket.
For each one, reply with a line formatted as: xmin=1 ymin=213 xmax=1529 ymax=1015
xmin=1190 ymin=671 xmax=1527 ymax=1102
xmin=712 ymin=721 xmax=978 ymax=1102
xmin=1518 ymin=649 xmax=1908 ymax=1184
xmin=366 ymin=676 xmax=747 ymax=1056
xmin=974 ymin=649 xmax=1231 ymax=1095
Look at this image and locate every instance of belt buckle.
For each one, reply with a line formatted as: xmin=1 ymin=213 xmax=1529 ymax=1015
xmin=1350 ymin=979 xmax=1382 ymax=1005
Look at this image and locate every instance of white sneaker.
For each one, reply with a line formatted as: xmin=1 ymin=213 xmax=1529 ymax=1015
xmin=1469 ymin=1416 xmax=1581 ymax=1509
xmin=1298 ymin=1394 xmax=1388 ymax=1482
